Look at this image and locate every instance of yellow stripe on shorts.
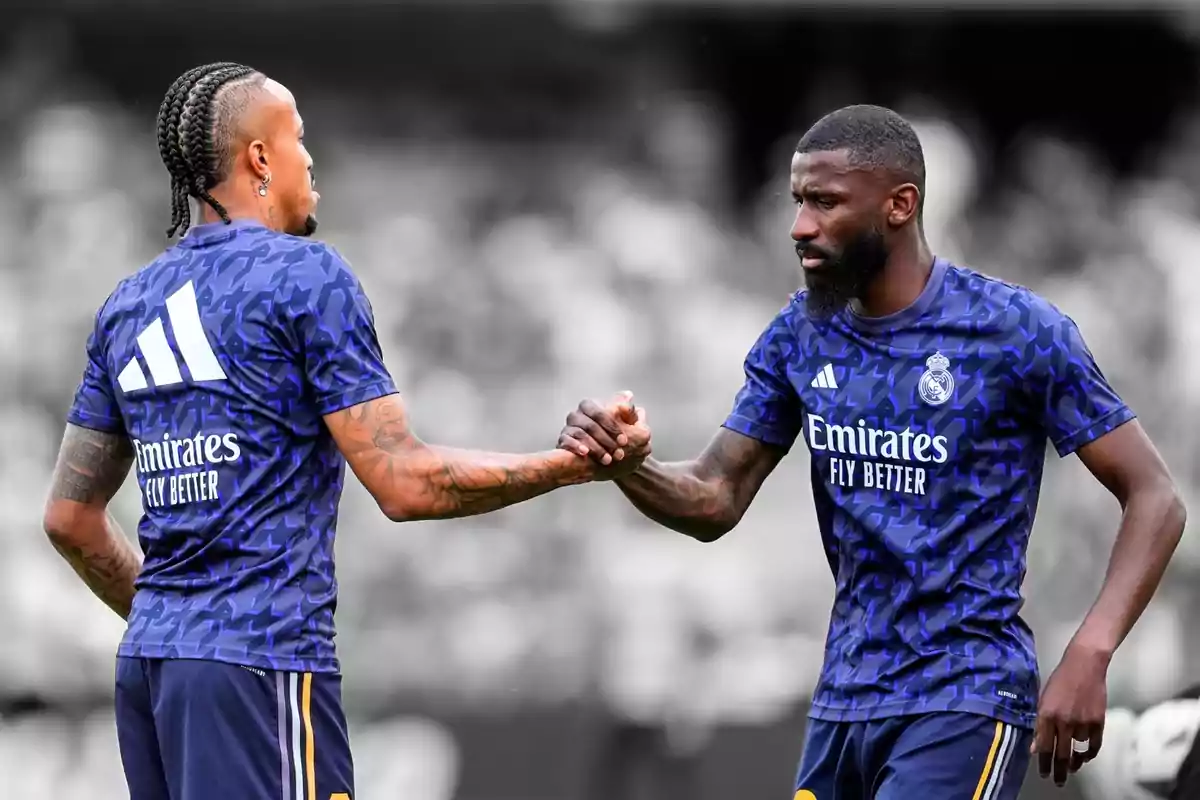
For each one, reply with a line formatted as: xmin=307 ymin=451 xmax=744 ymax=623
xmin=971 ymin=721 xmax=1006 ymax=800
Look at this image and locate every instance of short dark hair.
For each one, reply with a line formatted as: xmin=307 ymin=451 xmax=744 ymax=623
xmin=796 ymin=104 xmax=925 ymax=195
xmin=155 ymin=62 xmax=264 ymax=238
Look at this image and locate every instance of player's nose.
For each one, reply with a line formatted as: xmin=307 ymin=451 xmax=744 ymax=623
xmin=791 ymin=205 xmax=820 ymax=243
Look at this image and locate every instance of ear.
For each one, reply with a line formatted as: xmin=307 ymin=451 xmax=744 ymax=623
xmin=247 ymin=140 xmax=270 ymax=181
xmin=887 ymin=184 xmax=921 ymax=228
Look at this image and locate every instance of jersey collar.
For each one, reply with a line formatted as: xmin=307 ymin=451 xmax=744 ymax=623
xmin=844 ymin=256 xmax=949 ymax=333
xmin=178 ymin=219 xmax=269 ymax=249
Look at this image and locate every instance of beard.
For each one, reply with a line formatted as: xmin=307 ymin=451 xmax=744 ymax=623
xmin=289 ymin=214 xmax=318 ymax=237
xmin=800 ymin=226 xmax=889 ymax=320
xmin=295 ymin=172 xmax=319 ymax=237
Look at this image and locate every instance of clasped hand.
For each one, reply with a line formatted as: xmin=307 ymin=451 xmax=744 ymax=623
xmin=558 ymin=391 xmax=651 ymax=479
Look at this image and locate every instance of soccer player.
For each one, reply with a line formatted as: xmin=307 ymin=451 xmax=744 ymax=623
xmin=41 ymin=62 xmax=649 ymax=800
xmin=558 ymin=104 xmax=1186 ymax=798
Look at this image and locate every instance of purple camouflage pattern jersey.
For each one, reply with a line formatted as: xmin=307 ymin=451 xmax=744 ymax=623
xmin=723 ymin=257 xmax=1134 ymax=729
xmin=68 ymin=219 xmax=397 ymax=673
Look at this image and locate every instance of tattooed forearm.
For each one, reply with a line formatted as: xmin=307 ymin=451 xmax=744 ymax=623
xmin=615 ymin=428 xmax=785 ymax=541
xmin=44 ymin=424 xmax=140 ymax=618
xmin=327 ymin=395 xmax=595 ymax=522
xmin=404 ymin=447 xmax=591 ymax=519
xmin=51 ymin=424 xmax=134 ymax=504
xmin=48 ymin=512 xmax=142 ymax=619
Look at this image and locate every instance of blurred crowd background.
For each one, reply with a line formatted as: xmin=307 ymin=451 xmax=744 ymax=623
xmin=3 ymin=2 xmax=1200 ymax=798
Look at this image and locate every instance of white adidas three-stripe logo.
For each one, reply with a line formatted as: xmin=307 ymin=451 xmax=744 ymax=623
xmin=810 ymin=363 xmax=838 ymax=390
xmin=116 ymin=281 xmax=226 ymax=394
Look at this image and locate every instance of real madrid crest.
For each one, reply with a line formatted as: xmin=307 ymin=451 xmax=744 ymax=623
xmin=918 ymin=351 xmax=954 ymax=406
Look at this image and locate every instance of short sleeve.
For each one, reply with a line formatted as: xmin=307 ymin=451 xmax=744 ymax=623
xmin=721 ymin=301 xmax=804 ymax=450
xmin=66 ymin=303 xmax=125 ymax=433
xmin=1031 ymin=304 xmax=1134 ymax=457
xmin=285 ymin=245 xmax=398 ymax=416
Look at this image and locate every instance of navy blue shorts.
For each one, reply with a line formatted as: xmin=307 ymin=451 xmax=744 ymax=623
xmin=794 ymin=713 xmax=1031 ymax=800
xmin=115 ymin=657 xmax=354 ymax=800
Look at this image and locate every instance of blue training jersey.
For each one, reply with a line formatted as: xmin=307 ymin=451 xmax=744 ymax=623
xmin=67 ymin=219 xmax=397 ymax=673
xmin=724 ymin=257 xmax=1133 ymax=729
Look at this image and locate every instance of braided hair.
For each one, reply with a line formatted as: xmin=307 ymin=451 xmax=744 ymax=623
xmin=155 ymin=62 xmax=262 ymax=238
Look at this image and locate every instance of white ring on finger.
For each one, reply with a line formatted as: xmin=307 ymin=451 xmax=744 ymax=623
xmin=1071 ymin=738 xmax=1090 ymax=754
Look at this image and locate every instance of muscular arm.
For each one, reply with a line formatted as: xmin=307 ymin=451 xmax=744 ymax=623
xmin=325 ymin=394 xmax=606 ymax=522
xmin=1069 ymin=420 xmax=1186 ymax=661
xmin=614 ymin=428 xmax=786 ymax=542
xmin=42 ymin=424 xmax=141 ymax=619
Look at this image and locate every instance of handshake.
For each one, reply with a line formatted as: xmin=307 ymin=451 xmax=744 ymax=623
xmin=556 ymin=390 xmax=653 ymax=480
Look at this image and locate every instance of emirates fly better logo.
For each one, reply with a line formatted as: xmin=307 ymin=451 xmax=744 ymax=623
xmin=806 ymin=414 xmax=950 ymax=497
xmin=132 ymin=431 xmax=242 ymax=509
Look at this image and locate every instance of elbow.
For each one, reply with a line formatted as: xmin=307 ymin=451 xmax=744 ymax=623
xmin=1159 ymin=484 xmax=1187 ymax=561
xmin=688 ymin=525 xmax=733 ymax=544
xmin=1130 ymin=476 xmax=1188 ymax=547
xmin=362 ymin=442 xmax=447 ymax=523
xmin=359 ymin=461 xmax=432 ymax=523
xmin=383 ymin=507 xmax=428 ymax=524
xmin=43 ymin=503 xmax=82 ymax=547
xmin=43 ymin=518 xmax=65 ymax=544
xmin=686 ymin=510 xmax=742 ymax=544
xmin=1151 ymin=475 xmax=1186 ymax=538
xmin=679 ymin=488 xmax=746 ymax=543
xmin=376 ymin=484 xmax=441 ymax=524
xmin=378 ymin=497 xmax=423 ymax=524
xmin=382 ymin=507 xmax=411 ymax=524
xmin=1165 ymin=483 xmax=1187 ymax=543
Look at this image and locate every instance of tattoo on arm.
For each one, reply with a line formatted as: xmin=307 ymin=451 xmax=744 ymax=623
xmin=45 ymin=425 xmax=141 ymax=619
xmin=48 ymin=515 xmax=142 ymax=619
xmin=51 ymin=424 xmax=134 ymax=504
xmin=615 ymin=428 xmax=785 ymax=540
xmin=327 ymin=395 xmax=592 ymax=521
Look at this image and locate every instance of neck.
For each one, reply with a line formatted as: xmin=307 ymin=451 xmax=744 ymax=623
xmin=196 ymin=181 xmax=275 ymax=230
xmin=851 ymin=231 xmax=934 ymax=318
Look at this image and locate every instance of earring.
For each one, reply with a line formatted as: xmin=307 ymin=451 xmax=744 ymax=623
xmin=258 ymin=175 xmax=271 ymax=197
